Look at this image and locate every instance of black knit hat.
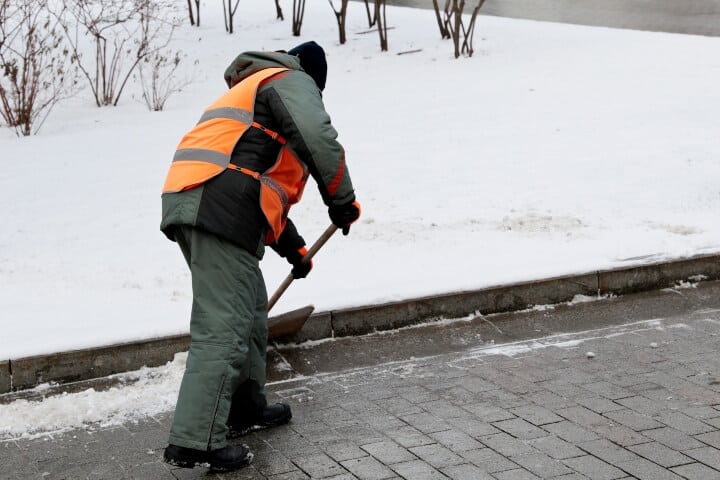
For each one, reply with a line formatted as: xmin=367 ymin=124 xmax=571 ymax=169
xmin=288 ymin=41 xmax=327 ymax=91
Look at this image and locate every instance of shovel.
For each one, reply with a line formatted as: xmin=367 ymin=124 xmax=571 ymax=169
xmin=267 ymin=224 xmax=338 ymax=339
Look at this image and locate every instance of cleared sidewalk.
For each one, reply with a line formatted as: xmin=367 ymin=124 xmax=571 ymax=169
xmin=2 ymin=279 xmax=720 ymax=479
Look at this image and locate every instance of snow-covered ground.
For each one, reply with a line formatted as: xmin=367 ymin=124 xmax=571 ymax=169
xmin=1 ymin=0 xmax=719 ymax=361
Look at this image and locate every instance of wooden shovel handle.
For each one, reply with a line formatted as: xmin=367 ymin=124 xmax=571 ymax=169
xmin=267 ymin=224 xmax=338 ymax=312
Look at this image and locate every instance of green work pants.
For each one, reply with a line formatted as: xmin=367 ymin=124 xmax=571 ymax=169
xmin=169 ymin=226 xmax=268 ymax=451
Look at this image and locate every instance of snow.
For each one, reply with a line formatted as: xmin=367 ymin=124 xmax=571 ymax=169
xmin=0 ymin=353 xmax=186 ymax=440
xmin=1 ymin=0 xmax=719 ymax=361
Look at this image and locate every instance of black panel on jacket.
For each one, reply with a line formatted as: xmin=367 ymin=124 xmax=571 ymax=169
xmin=194 ymin=86 xmax=285 ymax=255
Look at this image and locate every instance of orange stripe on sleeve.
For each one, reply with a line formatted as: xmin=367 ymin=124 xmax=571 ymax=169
xmin=326 ymin=152 xmax=346 ymax=197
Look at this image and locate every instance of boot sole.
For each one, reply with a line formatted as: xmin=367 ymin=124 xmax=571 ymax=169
xmin=228 ymin=411 xmax=292 ymax=438
xmin=164 ymin=451 xmax=253 ymax=471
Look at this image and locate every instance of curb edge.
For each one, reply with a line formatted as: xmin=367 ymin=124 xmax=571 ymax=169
xmin=2 ymin=253 xmax=718 ymax=393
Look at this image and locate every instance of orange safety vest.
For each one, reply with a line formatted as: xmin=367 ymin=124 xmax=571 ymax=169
xmin=162 ymin=67 xmax=309 ymax=243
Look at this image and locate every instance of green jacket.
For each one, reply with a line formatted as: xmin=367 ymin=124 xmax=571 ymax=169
xmin=161 ymin=51 xmax=355 ymax=258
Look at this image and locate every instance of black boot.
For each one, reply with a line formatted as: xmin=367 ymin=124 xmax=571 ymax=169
xmin=163 ymin=443 xmax=253 ymax=471
xmin=228 ymin=402 xmax=292 ymax=437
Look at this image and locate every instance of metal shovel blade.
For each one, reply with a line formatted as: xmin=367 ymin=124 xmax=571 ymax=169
xmin=268 ymin=305 xmax=315 ymax=339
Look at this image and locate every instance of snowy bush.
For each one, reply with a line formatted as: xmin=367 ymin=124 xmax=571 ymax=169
xmin=56 ymin=0 xmax=182 ymax=107
xmin=0 ymin=0 xmax=80 ymax=136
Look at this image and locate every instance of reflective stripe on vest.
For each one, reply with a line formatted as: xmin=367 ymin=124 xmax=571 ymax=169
xmin=162 ymin=66 xmax=289 ymax=193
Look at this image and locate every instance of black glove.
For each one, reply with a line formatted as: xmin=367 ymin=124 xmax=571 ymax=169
xmin=286 ymin=246 xmax=313 ymax=279
xmin=328 ymin=200 xmax=361 ymax=235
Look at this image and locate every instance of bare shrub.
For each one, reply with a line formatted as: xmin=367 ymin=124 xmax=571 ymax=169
xmin=186 ymin=0 xmax=200 ymax=26
xmin=433 ymin=0 xmax=486 ymax=58
xmin=328 ymin=0 xmax=349 ymax=44
xmin=138 ymin=50 xmax=191 ymax=112
xmin=363 ymin=0 xmax=376 ymax=27
xmin=223 ymin=0 xmax=240 ymax=34
xmin=292 ymin=0 xmax=305 ymax=36
xmin=0 ymin=0 xmax=79 ymax=136
xmin=58 ymin=0 xmax=180 ymax=107
xmin=375 ymin=0 xmax=388 ymax=51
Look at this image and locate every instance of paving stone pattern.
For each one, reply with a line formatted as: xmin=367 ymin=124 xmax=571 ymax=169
xmin=2 ymin=313 xmax=720 ymax=479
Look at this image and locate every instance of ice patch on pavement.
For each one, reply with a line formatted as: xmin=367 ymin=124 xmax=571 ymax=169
xmin=0 ymin=353 xmax=187 ymax=441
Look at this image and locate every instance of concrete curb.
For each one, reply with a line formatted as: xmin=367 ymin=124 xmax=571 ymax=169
xmin=2 ymin=253 xmax=718 ymax=394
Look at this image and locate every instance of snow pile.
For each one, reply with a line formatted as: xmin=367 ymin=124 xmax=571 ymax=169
xmin=0 ymin=354 xmax=186 ymax=440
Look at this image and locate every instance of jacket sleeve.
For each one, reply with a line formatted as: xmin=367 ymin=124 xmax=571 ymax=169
xmin=265 ymin=71 xmax=355 ymax=207
xmin=269 ymin=218 xmax=306 ymax=260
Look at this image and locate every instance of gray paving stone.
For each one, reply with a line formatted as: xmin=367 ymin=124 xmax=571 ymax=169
xmin=617 ymin=457 xmax=686 ymax=480
xmin=88 ymin=460 xmax=130 ymax=480
xmin=445 ymin=416 xmax=500 ymax=439
xmin=684 ymin=406 xmax=720 ymax=420
xmin=527 ymin=435 xmax=584 ymax=460
xmin=390 ymin=460 xmax=447 ymax=480
xmin=492 ymin=468 xmax=541 ymax=480
xmin=543 ymin=421 xmax=599 ymax=444
xmin=525 ymin=390 xmax=578 ymax=410
xmin=292 ymin=453 xmax=347 ymax=478
xmin=478 ymin=432 xmax=538 ymax=457
xmin=561 ymin=455 xmax=626 ymax=480
xmin=334 ymin=425 xmax=386 ymax=445
xmin=419 ymin=401 xmax=470 ymax=420
xmin=615 ymin=396 xmax=666 ymax=416
xmin=399 ymin=412 xmax=450 ymax=434
xmin=438 ymin=386 xmax=483 ymax=405
xmin=321 ymin=440 xmax=369 ymax=462
xmin=581 ymin=382 xmax=633 ymax=401
xmin=627 ymin=441 xmax=693 ymax=467
xmin=592 ymin=423 xmax=649 ymax=446
xmin=653 ymin=410 xmax=716 ymax=435
xmin=684 ymin=445 xmax=720 ymax=470
xmin=670 ymin=462 xmax=720 ymax=480
xmin=509 ymin=404 xmax=564 ymax=426
xmin=363 ymin=415 xmax=407 ymax=433
xmin=463 ymin=368 xmax=511 ymax=392
xmin=127 ymin=461 xmax=177 ymax=479
xmin=556 ymin=406 xmax=611 ymax=428
xmin=429 ymin=429 xmax=484 ymax=452
xmin=0 ymin=441 xmax=40 ymax=479
xmin=384 ymin=425 xmax=434 ymax=448
xmin=511 ymin=452 xmax=573 ymax=478
xmin=492 ymin=418 xmax=549 ymax=440
xmin=458 ymin=447 xmax=518 ymax=473
xmin=360 ymin=441 xmax=416 ymax=464
xmin=378 ymin=397 xmax=423 ymax=416
xmin=696 ymin=430 xmax=720 ymax=449
xmin=642 ymin=427 xmax=707 ymax=450
xmin=251 ymin=444 xmax=299 ymax=477
xmin=396 ymin=385 xmax=439 ymax=404
xmin=475 ymin=389 xmax=528 ymax=409
xmin=604 ymin=409 xmax=664 ymax=431
xmin=576 ymin=439 xmax=642 ymax=464
xmin=440 ymin=463 xmax=494 ymax=480
xmin=548 ymin=368 xmax=597 ymax=386
xmin=340 ymin=456 xmax=396 ymax=480
xmin=408 ymin=443 xmax=465 ymax=469
xmin=570 ymin=396 xmax=625 ymax=415
xmin=267 ymin=471 xmax=311 ymax=480
xmin=462 ymin=403 xmax=516 ymax=423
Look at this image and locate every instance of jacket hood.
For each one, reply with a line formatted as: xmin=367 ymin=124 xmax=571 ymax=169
xmin=223 ymin=51 xmax=301 ymax=89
